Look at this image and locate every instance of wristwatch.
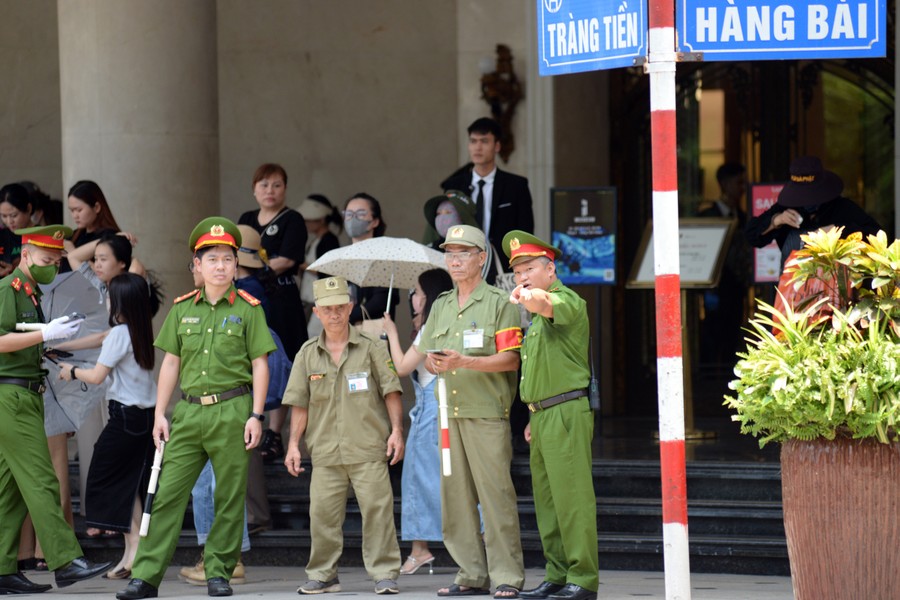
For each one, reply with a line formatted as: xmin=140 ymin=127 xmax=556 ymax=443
xmin=250 ymin=412 xmax=265 ymax=421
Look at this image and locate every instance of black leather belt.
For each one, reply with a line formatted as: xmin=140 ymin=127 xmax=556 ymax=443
xmin=527 ymin=389 xmax=588 ymax=413
xmin=0 ymin=378 xmax=46 ymax=394
xmin=183 ymin=385 xmax=250 ymax=406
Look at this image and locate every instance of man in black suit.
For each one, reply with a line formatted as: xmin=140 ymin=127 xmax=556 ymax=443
xmin=441 ymin=117 xmax=534 ymax=252
xmin=697 ymin=162 xmax=750 ymax=365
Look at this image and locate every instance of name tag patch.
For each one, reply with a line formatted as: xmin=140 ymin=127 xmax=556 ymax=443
xmin=181 ymin=317 xmax=200 ymax=324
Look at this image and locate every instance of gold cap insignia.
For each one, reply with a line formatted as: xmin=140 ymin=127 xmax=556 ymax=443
xmin=450 ymin=226 xmax=464 ymax=238
xmin=210 ymin=224 xmax=225 ymax=237
xmin=52 ymin=230 xmax=65 ymax=240
xmin=510 ymin=238 xmax=521 ymax=251
xmin=326 ymin=278 xmax=339 ymax=289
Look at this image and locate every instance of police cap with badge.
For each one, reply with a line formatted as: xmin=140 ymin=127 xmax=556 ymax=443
xmin=16 ymin=225 xmax=73 ymax=251
xmin=501 ymin=230 xmax=561 ymax=266
xmin=188 ymin=216 xmax=242 ymax=252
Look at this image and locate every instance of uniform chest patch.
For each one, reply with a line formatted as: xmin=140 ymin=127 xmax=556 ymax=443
xmin=181 ymin=317 xmax=201 ymax=324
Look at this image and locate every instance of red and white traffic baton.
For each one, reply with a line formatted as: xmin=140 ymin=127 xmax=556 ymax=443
xmin=437 ymin=375 xmax=451 ymax=476
xmin=139 ymin=440 xmax=165 ymax=537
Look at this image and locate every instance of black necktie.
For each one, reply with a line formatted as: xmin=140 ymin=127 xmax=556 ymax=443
xmin=475 ymin=179 xmax=486 ymax=227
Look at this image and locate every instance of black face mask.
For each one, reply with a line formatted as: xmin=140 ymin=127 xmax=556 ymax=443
xmin=799 ymin=202 xmax=824 ymax=218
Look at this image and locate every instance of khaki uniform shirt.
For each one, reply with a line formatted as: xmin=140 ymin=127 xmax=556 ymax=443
xmin=0 ymin=269 xmax=45 ymax=380
xmin=418 ymin=280 xmax=522 ymax=419
xmin=282 ymin=326 xmax=403 ymax=467
xmin=520 ymin=281 xmax=590 ymax=403
xmin=154 ymin=286 xmax=276 ymax=396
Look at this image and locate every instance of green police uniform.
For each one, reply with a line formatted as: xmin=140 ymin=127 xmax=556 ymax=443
xmin=0 ymin=266 xmax=84 ymax=573
xmin=282 ymin=283 xmax=404 ymax=582
xmin=418 ymin=279 xmax=525 ymax=591
xmin=503 ymin=230 xmax=599 ymax=593
xmin=130 ymin=218 xmax=276 ymax=588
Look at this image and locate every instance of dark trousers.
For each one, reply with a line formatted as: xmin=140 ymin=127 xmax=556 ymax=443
xmin=85 ymin=400 xmax=155 ymax=531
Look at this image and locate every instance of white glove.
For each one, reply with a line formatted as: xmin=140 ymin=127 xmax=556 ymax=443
xmin=42 ymin=316 xmax=84 ymax=342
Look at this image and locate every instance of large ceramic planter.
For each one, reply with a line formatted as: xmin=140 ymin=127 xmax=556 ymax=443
xmin=781 ymin=438 xmax=900 ymax=600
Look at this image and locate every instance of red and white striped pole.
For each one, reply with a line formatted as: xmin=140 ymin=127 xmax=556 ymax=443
xmin=647 ymin=0 xmax=692 ymax=598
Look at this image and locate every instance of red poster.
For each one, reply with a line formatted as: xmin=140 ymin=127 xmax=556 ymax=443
xmin=751 ymin=183 xmax=784 ymax=283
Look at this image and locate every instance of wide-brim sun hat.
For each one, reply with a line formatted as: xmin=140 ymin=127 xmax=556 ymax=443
xmin=424 ymin=190 xmax=478 ymax=228
xmin=236 ymin=224 xmax=267 ymax=269
xmin=298 ymin=198 xmax=333 ymax=221
xmin=777 ymin=156 xmax=844 ymax=208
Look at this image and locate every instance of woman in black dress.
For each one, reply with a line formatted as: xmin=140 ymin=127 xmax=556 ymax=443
xmin=238 ymin=163 xmax=307 ymax=461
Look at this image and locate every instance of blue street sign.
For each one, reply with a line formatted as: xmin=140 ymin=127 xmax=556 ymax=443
xmin=678 ymin=0 xmax=886 ymax=61
xmin=538 ymin=0 xmax=648 ymax=76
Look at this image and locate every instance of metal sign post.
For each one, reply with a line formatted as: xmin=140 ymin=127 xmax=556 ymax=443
xmin=645 ymin=1 xmax=692 ymax=597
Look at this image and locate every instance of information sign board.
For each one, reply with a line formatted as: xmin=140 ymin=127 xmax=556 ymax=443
xmin=678 ymin=0 xmax=887 ymax=61
xmin=538 ymin=0 xmax=648 ymax=75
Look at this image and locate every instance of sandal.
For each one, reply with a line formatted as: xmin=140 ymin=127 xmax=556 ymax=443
xmin=86 ymin=528 xmax=118 ymax=538
xmin=494 ymin=585 xmax=520 ymax=599
xmin=34 ymin=559 xmax=48 ymax=572
xmin=259 ymin=429 xmax=284 ymax=464
xmin=400 ymin=554 xmax=434 ymax=575
xmin=104 ymin=567 xmax=132 ymax=580
xmin=437 ymin=584 xmax=491 ymax=596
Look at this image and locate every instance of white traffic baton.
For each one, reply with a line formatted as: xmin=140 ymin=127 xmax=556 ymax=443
xmin=139 ymin=440 xmax=165 ymax=537
xmin=437 ymin=374 xmax=451 ymax=476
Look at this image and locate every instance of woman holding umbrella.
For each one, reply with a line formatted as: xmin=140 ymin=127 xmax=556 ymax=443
xmin=381 ymin=268 xmax=453 ymax=575
xmin=342 ymin=193 xmax=400 ymax=325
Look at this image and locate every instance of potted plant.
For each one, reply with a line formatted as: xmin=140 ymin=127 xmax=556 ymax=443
xmin=725 ymin=227 xmax=900 ymax=600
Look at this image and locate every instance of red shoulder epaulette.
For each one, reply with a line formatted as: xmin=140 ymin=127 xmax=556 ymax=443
xmin=236 ymin=289 xmax=261 ymax=306
xmin=174 ymin=289 xmax=201 ymax=304
xmin=10 ymin=277 xmax=22 ymax=291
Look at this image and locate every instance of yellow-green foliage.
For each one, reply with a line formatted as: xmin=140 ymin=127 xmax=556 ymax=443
xmin=725 ymin=229 xmax=900 ymax=447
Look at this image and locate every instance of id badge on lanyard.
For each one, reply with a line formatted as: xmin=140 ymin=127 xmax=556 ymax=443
xmin=463 ymin=322 xmax=484 ymax=350
xmin=346 ymin=372 xmax=369 ymax=393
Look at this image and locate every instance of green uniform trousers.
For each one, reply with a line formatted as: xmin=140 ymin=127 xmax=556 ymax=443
xmin=530 ymin=398 xmax=599 ymax=591
xmin=131 ymin=396 xmax=251 ymax=588
xmin=0 ymin=385 xmax=82 ymax=573
xmin=441 ymin=418 xmax=525 ymax=590
xmin=307 ymin=461 xmax=400 ymax=582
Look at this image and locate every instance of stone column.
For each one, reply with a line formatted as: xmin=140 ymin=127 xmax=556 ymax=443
xmin=57 ymin=0 xmax=218 ymax=512
xmin=57 ymin=0 xmax=219 ymax=292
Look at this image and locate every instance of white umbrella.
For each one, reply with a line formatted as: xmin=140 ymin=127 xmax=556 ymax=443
xmin=308 ymin=236 xmax=447 ymax=290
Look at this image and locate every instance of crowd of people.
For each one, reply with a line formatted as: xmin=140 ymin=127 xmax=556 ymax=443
xmin=3 ymin=102 xmax=872 ymax=600
xmin=0 ymin=117 xmax=605 ymax=600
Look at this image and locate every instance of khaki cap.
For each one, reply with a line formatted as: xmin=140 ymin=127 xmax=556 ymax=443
xmin=314 ymin=276 xmax=351 ymax=306
xmin=439 ymin=224 xmax=486 ymax=251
